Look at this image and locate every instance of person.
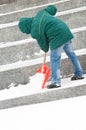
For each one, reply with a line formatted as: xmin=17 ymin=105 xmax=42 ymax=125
xmin=18 ymin=5 xmax=84 ymax=89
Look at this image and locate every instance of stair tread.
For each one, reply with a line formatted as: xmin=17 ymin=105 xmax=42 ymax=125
xmin=0 ymin=74 xmax=86 ymax=101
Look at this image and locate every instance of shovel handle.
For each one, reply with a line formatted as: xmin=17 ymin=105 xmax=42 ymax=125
xmin=43 ymin=52 xmax=47 ymax=65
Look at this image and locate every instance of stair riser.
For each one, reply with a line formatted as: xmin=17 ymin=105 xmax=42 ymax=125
xmin=0 ymin=0 xmax=86 ymax=24
xmin=0 ymin=54 xmax=85 ymax=90
xmin=0 ymin=30 xmax=86 ymax=66
xmin=0 ymin=84 xmax=86 ymax=109
xmin=0 ymin=10 xmax=86 ymax=42
xmin=0 ymin=0 xmax=64 ymax=13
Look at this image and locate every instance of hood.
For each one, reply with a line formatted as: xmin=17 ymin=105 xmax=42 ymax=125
xmin=18 ymin=17 xmax=33 ymax=34
xmin=44 ymin=5 xmax=57 ymax=16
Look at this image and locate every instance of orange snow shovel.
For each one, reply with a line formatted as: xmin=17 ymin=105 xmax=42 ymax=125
xmin=36 ymin=53 xmax=50 ymax=89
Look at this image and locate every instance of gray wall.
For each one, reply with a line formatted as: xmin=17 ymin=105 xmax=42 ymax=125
xmin=0 ymin=0 xmax=16 ymax=5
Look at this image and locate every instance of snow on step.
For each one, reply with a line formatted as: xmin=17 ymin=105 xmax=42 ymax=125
xmin=0 ymin=95 xmax=86 ymax=130
xmin=0 ymin=74 xmax=86 ymax=101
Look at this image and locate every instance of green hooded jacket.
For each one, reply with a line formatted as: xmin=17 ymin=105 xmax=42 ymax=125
xmin=18 ymin=5 xmax=73 ymax=52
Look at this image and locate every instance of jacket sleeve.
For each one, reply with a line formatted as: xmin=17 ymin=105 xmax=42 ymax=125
xmin=36 ymin=35 xmax=49 ymax=52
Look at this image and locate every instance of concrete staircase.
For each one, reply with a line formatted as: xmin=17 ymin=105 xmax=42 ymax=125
xmin=0 ymin=74 xmax=86 ymax=109
xmin=0 ymin=0 xmax=86 ymax=90
xmin=0 ymin=0 xmax=86 ymax=109
xmin=0 ymin=0 xmax=86 ymax=42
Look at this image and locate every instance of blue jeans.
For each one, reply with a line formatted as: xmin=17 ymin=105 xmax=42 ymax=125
xmin=50 ymin=40 xmax=83 ymax=84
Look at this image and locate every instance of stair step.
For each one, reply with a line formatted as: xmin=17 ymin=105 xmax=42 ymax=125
xmin=0 ymin=49 xmax=86 ymax=90
xmin=0 ymin=27 xmax=86 ymax=66
xmin=0 ymin=0 xmax=64 ymax=13
xmin=0 ymin=74 xmax=86 ymax=109
xmin=0 ymin=7 xmax=86 ymax=42
xmin=0 ymin=0 xmax=86 ymax=110
xmin=0 ymin=0 xmax=86 ymax=24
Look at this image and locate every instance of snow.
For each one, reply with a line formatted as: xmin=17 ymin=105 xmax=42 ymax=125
xmin=0 ymin=95 xmax=86 ymax=130
xmin=0 ymin=2 xmax=85 ymax=130
xmin=0 ymin=74 xmax=86 ymax=101
xmin=0 ymin=38 xmax=36 ymax=48
xmin=0 ymin=2 xmax=86 ymax=129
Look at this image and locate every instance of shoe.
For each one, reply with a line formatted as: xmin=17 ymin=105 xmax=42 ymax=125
xmin=47 ymin=84 xmax=61 ymax=89
xmin=71 ymin=75 xmax=84 ymax=81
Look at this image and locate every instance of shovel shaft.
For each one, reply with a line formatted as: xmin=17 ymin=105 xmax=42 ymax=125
xmin=43 ymin=52 xmax=47 ymax=64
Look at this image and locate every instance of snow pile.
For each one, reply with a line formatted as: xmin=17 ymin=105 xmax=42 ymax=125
xmin=0 ymin=95 xmax=86 ymax=130
xmin=0 ymin=73 xmax=46 ymax=101
xmin=0 ymin=74 xmax=86 ymax=101
xmin=29 ymin=73 xmax=45 ymax=90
